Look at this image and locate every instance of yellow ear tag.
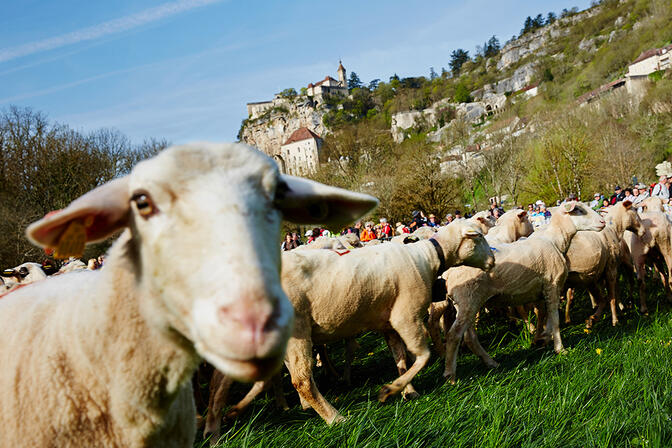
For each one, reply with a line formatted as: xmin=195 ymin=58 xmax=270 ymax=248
xmin=53 ymin=220 xmax=87 ymax=260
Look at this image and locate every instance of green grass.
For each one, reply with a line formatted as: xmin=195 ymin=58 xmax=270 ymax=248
xmin=198 ymin=282 xmax=672 ymax=448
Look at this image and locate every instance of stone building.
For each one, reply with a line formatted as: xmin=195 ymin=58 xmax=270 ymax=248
xmin=305 ymin=61 xmax=348 ymax=106
xmin=626 ymin=44 xmax=672 ymax=95
xmin=277 ymin=127 xmax=323 ymax=176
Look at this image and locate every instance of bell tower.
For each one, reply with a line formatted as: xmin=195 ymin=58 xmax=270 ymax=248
xmin=337 ymin=60 xmax=346 ymax=88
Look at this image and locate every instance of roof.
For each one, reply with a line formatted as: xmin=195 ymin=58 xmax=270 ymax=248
xmin=314 ymin=76 xmax=340 ymax=87
xmin=282 ymin=127 xmax=322 ymax=146
xmin=576 ymin=78 xmax=626 ymax=104
xmin=632 ymin=44 xmax=672 ymax=64
xmin=338 ymin=61 xmax=345 ymax=71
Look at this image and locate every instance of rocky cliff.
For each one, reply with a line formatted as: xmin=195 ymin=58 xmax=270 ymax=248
xmin=239 ymin=97 xmax=329 ymax=156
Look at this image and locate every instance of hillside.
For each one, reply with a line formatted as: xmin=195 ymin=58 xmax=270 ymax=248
xmin=239 ymin=0 xmax=672 ymax=225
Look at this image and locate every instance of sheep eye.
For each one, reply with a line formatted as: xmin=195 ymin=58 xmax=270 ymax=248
xmin=131 ymin=193 xmax=157 ymax=218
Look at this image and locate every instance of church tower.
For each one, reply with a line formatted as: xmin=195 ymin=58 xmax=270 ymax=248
xmin=337 ymin=60 xmax=347 ymax=88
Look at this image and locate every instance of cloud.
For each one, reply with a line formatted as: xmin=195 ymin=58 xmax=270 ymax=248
xmin=0 ymin=0 xmax=223 ymax=64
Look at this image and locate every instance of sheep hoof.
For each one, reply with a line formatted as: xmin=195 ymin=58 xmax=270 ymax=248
xmin=402 ymin=391 xmax=420 ymax=401
xmin=555 ymin=348 xmax=568 ymax=355
xmin=585 ymin=317 xmax=596 ymax=329
xmin=329 ymin=414 xmax=347 ymax=425
xmin=378 ymin=385 xmax=394 ymax=402
xmin=485 ymin=360 xmax=499 ymax=369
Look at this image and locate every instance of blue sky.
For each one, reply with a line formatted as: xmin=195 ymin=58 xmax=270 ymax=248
xmin=0 ymin=0 xmax=592 ymax=144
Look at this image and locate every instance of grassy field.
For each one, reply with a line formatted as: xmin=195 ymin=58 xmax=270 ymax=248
xmin=198 ymin=283 xmax=672 ymax=448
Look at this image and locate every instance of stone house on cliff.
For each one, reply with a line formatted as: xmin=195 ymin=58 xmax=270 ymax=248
xmin=276 ymin=127 xmax=323 ymax=176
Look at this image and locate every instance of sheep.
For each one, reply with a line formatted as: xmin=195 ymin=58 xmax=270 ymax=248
xmin=0 ymin=142 xmax=378 ymax=447
xmin=1 ymin=262 xmax=48 ymax=287
xmin=563 ymin=201 xmax=644 ymax=327
xmin=441 ymin=201 xmax=605 ymax=383
xmin=428 ymin=208 xmax=533 ymax=355
xmin=58 ymin=257 xmax=87 ymax=273
xmin=621 ymin=210 xmax=672 ymax=314
xmin=299 ymin=233 xmax=363 ymax=250
xmin=280 ymin=220 xmax=494 ymax=424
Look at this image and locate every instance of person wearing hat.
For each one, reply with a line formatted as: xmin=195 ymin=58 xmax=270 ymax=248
xmin=610 ymin=185 xmax=625 ymax=205
xmin=631 ymin=183 xmax=649 ymax=208
xmin=589 ymin=193 xmax=601 ymax=209
xmin=652 ymin=175 xmax=670 ymax=200
xmin=427 ymin=214 xmax=439 ymax=228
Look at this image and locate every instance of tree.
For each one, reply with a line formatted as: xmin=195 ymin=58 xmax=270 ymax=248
xmin=521 ymin=16 xmax=534 ymax=35
xmin=449 ymin=49 xmax=470 ymax=76
xmin=546 ymin=11 xmax=557 ymax=24
xmin=454 ymin=82 xmax=472 ymax=103
xmin=279 ymin=88 xmax=297 ymax=99
xmin=368 ymin=78 xmax=380 ymax=90
xmin=348 ymin=72 xmax=363 ymax=90
xmin=484 ymin=35 xmax=500 ymax=58
xmin=429 ymin=67 xmax=438 ymax=80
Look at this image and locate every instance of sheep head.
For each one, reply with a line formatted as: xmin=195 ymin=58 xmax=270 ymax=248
xmin=26 ymin=142 xmax=378 ymax=382
xmin=553 ymin=201 xmax=605 ymax=232
xmin=434 ymin=221 xmax=494 ymax=273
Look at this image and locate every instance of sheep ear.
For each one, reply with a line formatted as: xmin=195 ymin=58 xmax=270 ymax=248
xmin=276 ymin=175 xmax=378 ymax=228
xmin=462 ymin=225 xmax=483 ymax=238
xmin=476 ymin=216 xmax=487 ymax=224
xmin=27 ymin=177 xmax=130 ymax=251
xmin=517 ymin=210 xmax=528 ymax=220
xmin=563 ymin=201 xmax=576 ymax=213
xmin=622 ymin=200 xmax=633 ymax=209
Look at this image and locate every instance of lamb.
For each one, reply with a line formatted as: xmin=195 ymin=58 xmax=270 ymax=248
xmin=563 ymin=201 xmax=644 ymax=327
xmin=281 ymin=220 xmax=494 ymax=424
xmin=621 ymin=210 xmax=672 ymax=313
xmin=0 ymin=142 xmax=378 ymax=447
xmin=441 ymin=202 xmax=605 ymax=383
xmin=428 ymin=208 xmax=533 ymax=354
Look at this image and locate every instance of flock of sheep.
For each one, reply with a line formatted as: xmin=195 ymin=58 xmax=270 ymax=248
xmin=0 ymin=142 xmax=668 ymax=447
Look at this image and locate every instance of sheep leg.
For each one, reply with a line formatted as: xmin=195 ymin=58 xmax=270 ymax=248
xmin=544 ymin=286 xmax=565 ymax=354
xmin=382 ymin=330 xmax=418 ymax=400
xmin=379 ymin=316 xmax=430 ymax=402
xmin=532 ymin=303 xmax=547 ymax=346
xmin=564 ymin=288 xmax=574 ymax=324
xmin=463 ymin=326 xmax=498 ymax=369
xmin=428 ymin=301 xmax=449 ymax=356
xmin=636 ymin=260 xmax=648 ymax=314
xmin=516 ymin=304 xmax=535 ymax=334
xmin=343 ymin=338 xmax=358 ymax=387
xmin=443 ymin=308 xmax=474 ymax=384
xmin=203 ymin=370 xmax=233 ymax=442
xmin=285 ymin=337 xmax=343 ymax=424
xmin=606 ymin=268 xmax=620 ymax=326
xmin=585 ymin=284 xmax=606 ymax=329
xmin=315 ymin=345 xmax=340 ymax=381
xmin=654 ymin=258 xmax=672 ymax=302
xmin=223 ymin=380 xmax=267 ymax=421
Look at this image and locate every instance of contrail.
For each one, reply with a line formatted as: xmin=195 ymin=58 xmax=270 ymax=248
xmin=0 ymin=0 xmax=222 ymax=64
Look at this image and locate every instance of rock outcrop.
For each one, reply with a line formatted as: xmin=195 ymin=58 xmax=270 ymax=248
xmin=239 ymin=98 xmax=328 ymax=156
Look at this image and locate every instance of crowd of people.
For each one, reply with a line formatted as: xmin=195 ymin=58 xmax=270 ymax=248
xmin=279 ymin=174 xmax=672 ymax=250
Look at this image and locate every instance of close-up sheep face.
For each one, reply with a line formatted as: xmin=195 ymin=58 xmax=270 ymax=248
xmin=26 ymin=142 xmax=378 ymax=383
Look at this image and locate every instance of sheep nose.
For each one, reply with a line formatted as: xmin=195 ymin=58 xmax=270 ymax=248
xmin=217 ymin=301 xmax=274 ymax=356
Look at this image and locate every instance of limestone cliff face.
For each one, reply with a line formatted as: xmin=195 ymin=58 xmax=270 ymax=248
xmin=239 ymin=98 xmax=329 ymax=156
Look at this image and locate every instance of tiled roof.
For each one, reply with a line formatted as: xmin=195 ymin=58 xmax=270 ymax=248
xmin=632 ymin=44 xmax=672 ymax=64
xmin=576 ymin=78 xmax=626 ymax=104
xmin=314 ymin=76 xmax=339 ymax=87
xmin=282 ymin=127 xmax=322 ymax=146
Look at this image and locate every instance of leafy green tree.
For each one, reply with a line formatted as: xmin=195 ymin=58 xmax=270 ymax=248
xmin=279 ymin=88 xmax=297 ymax=99
xmin=368 ymin=79 xmax=380 ymax=90
xmin=454 ymin=82 xmax=472 ymax=103
xmin=348 ymin=72 xmax=363 ymax=90
xmin=429 ymin=67 xmax=438 ymax=80
xmin=449 ymin=49 xmax=470 ymax=76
